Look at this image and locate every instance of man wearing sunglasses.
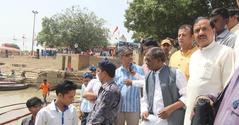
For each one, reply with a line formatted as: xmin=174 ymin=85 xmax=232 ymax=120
xmin=115 ymin=46 xmax=145 ymax=125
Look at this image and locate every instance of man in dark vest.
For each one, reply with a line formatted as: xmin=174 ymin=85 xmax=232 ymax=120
xmin=141 ymin=47 xmax=187 ymax=125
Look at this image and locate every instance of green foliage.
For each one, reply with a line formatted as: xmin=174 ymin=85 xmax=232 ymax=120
xmin=125 ymin=0 xmax=237 ymax=41
xmin=37 ymin=6 xmax=109 ymax=50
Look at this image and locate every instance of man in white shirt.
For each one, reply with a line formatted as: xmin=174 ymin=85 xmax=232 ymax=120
xmin=141 ymin=47 xmax=187 ymax=125
xmin=80 ymin=72 xmax=95 ymax=125
xmin=210 ymin=8 xmax=237 ymax=48
xmin=35 ymin=80 xmax=78 ymax=125
xmin=228 ymin=8 xmax=239 ymax=34
xmin=235 ymin=0 xmax=239 ymax=69
xmin=228 ymin=8 xmax=239 ymax=48
xmin=81 ymin=72 xmax=101 ymax=125
xmin=82 ymin=79 xmax=101 ymax=102
xmin=184 ymin=17 xmax=235 ymax=125
xmin=228 ymin=8 xmax=239 ymax=68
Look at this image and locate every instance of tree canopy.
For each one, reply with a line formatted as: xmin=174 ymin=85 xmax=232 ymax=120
xmin=124 ymin=0 xmax=237 ymax=41
xmin=37 ymin=6 xmax=109 ymax=50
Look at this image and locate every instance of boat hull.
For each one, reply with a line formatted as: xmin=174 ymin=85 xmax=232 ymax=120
xmin=0 ymin=81 xmax=28 ymax=91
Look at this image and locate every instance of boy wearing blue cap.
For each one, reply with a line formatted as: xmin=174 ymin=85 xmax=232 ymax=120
xmin=89 ymin=66 xmax=97 ymax=78
xmin=80 ymin=72 xmax=94 ymax=125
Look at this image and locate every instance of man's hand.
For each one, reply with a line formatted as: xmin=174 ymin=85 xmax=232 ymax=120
xmin=129 ymin=70 xmax=136 ymax=76
xmin=124 ymin=79 xmax=132 ymax=86
xmin=127 ymin=64 xmax=136 ymax=76
xmin=158 ymin=106 xmax=174 ymax=119
xmin=141 ymin=111 xmax=149 ymax=121
xmin=78 ymin=111 xmax=84 ymax=120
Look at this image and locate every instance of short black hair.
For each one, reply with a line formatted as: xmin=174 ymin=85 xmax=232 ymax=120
xmin=210 ymin=8 xmax=229 ymax=19
xmin=55 ymin=80 xmax=77 ymax=95
xmin=142 ymin=40 xmax=159 ymax=47
xmin=98 ymin=59 xmax=116 ymax=78
xmin=147 ymin=47 xmax=166 ymax=62
xmin=26 ymin=97 xmax=43 ymax=108
xmin=178 ymin=24 xmax=193 ymax=35
xmin=194 ymin=16 xmax=215 ymax=29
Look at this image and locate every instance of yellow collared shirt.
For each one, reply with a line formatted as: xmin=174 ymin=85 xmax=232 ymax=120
xmin=169 ymin=47 xmax=197 ymax=80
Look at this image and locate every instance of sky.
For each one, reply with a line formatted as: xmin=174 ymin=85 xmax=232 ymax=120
xmin=0 ymin=0 xmax=132 ymax=50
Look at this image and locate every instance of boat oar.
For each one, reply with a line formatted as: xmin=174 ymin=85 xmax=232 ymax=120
xmin=0 ymin=112 xmax=31 ymax=125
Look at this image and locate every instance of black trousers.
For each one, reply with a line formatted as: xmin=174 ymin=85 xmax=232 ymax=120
xmin=81 ymin=112 xmax=89 ymax=125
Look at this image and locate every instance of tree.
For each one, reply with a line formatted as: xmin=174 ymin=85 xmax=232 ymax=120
xmin=124 ymin=0 xmax=237 ymax=41
xmin=37 ymin=6 xmax=109 ymax=50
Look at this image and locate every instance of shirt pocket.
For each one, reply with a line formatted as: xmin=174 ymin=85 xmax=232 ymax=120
xmin=199 ymin=62 xmax=214 ymax=80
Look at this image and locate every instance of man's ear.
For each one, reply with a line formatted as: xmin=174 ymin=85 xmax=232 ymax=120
xmin=58 ymin=93 xmax=63 ymax=97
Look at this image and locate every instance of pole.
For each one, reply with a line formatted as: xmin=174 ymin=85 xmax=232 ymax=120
xmin=31 ymin=10 xmax=38 ymax=56
xmin=22 ymin=35 xmax=25 ymax=51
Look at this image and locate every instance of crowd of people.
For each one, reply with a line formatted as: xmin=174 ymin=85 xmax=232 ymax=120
xmin=20 ymin=6 xmax=239 ymax=125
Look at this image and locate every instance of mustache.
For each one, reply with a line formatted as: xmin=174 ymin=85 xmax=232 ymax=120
xmin=198 ymin=35 xmax=207 ymax=39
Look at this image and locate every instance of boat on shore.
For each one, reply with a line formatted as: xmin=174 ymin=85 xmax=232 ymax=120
xmin=0 ymin=83 xmax=29 ymax=91
xmin=0 ymin=77 xmax=28 ymax=91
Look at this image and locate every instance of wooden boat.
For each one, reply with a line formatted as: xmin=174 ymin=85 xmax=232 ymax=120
xmin=0 ymin=78 xmax=28 ymax=91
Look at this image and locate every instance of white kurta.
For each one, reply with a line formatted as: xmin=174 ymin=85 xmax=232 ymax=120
xmin=230 ymin=23 xmax=239 ymax=36
xmin=184 ymin=41 xmax=235 ymax=125
xmin=235 ymin=38 xmax=239 ymax=69
xmin=232 ymin=23 xmax=239 ymax=47
xmin=232 ymin=23 xmax=239 ymax=68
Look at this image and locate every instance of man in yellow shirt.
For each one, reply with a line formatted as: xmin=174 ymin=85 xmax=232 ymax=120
xmin=169 ymin=24 xmax=197 ymax=80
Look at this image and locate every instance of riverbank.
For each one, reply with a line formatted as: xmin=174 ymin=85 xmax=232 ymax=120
xmin=0 ymin=55 xmax=84 ymax=124
xmin=0 ymin=87 xmax=81 ymax=125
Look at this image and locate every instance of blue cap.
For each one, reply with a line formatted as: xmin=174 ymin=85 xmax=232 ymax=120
xmin=83 ymin=72 xmax=93 ymax=79
xmin=89 ymin=66 xmax=96 ymax=72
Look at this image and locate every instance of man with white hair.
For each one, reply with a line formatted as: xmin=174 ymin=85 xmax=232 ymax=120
xmin=115 ymin=46 xmax=144 ymax=125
